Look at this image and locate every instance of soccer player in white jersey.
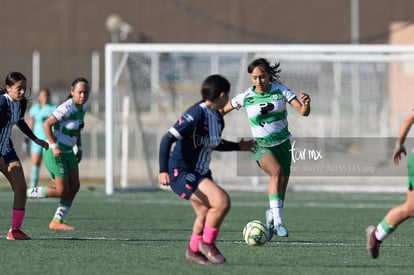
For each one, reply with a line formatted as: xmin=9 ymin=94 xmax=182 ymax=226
xmin=366 ymin=106 xmax=414 ymax=259
xmin=0 ymin=72 xmax=49 ymax=240
xmin=159 ymin=75 xmax=254 ymax=264
xmin=27 ymin=77 xmax=90 ymax=230
xmin=221 ymin=58 xmax=311 ymax=238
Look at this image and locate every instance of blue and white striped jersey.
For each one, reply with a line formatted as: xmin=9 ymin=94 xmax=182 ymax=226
xmin=0 ymin=94 xmax=26 ymax=156
xmin=168 ymin=102 xmax=224 ymax=176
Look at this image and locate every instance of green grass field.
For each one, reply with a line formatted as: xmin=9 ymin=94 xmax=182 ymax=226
xmin=0 ymin=184 xmax=413 ymax=274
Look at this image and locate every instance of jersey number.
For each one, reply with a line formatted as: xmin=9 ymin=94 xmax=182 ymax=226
xmin=258 ymin=103 xmax=275 ymax=127
xmin=259 ymin=103 xmax=274 ymax=114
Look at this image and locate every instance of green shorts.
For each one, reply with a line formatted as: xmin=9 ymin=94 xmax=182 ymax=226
xmin=43 ymin=148 xmax=78 ymax=179
xmin=252 ymin=139 xmax=291 ymax=176
xmin=407 ymin=153 xmax=414 ymax=190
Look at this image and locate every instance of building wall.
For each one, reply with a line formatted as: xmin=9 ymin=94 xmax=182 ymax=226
xmin=1 ymin=0 xmax=414 ymax=90
xmin=389 ymin=22 xmax=414 ymax=132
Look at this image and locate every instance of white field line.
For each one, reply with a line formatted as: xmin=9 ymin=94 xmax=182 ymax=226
xmin=102 ymin=197 xmax=398 ymax=209
xmin=224 ymin=184 xmax=406 ymax=193
xmin=5 ymin=236 xmax=412 ymax=248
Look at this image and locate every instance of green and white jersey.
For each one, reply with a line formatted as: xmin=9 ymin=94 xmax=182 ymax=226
xmin=51 ymin=98 xmax=85 ymax=152
xmin=230 ymin=83 xmax=296 ymax=147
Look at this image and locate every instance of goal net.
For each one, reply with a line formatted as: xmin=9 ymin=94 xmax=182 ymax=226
xmin=105 ymin=44 xmax=414 ymax=194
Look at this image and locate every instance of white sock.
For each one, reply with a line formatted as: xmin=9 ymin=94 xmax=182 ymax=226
xmin=375 ymin=223 xmax=389 ymax=241
xmin=270 ymin=199 xmax=283 ymax=224
xmin=53 ymin=204 xmax=70 ymax=222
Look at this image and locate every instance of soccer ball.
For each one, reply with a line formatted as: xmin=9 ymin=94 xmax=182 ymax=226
xmin=243 ymin=220 xmax=269 ymax=246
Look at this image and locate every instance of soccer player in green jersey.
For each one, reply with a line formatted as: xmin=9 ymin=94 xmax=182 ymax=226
xmin=366 ymin=107 xmax=414 ymax=259
xmin=221 ymin=58 xmax=311 ymax=238
xmin=27 ymin=77 xmax=90 ymax=230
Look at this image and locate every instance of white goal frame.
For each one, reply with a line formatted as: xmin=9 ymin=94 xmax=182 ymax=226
xmin=105 ymin=43 xmax=414 ymax=195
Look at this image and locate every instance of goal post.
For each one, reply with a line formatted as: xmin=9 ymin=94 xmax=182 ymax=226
xmin=105 ymin=43 xmax=414 ymax=194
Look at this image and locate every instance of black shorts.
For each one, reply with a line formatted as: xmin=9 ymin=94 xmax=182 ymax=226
xmin=2 ymin=149 xmax=19 ymax=164
xmin=169 ymin=168 xmax=212 ymax=200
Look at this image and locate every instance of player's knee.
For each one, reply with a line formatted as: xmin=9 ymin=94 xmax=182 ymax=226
xmin=269 ymin=171 xmax=282 ymax=180
xmin=55 ymin=188 xmax=65 ymax=197
xmin=267 ymin=166 xmax=283 ymax=178
xmin=223 ymin=200 xmax=231 ymax=214
xmin=406 ymin=205 xmax=414 ymax=217
xmin=216 ymin=193 xmax=231 ymax=213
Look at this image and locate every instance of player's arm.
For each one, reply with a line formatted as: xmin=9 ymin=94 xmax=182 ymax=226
xmin=219 ymin=102 xmax=234 ymax=116
xmin=16 ymin=120 xmax=38 ymax=141
xmin=27 ymin=111 xmax=34 ymax=130
xmin=215 ymin=138 xmax=254 ymax=152
xmin=220 ymin=93 xmax=245 ymax=116
xmin=76 ymin=132 xmax=83 ymax=163
xmin=25 ymin=112 xmax=34 ymax=144
xmin=16 ymin=99 xmax=46 ymax=148
xmin=17 ymin=120 xmax=49 ymax=149
xmin=393 ymin=108 xmax=414 ymax=165
xmin=44 ymin=115 xmax=61 ymax=157
xmin=158 ymin=132 xmax=177 ymax=186
xmin=289 ymin=92 xmax=311 ymax=116
xmin=0 ymin=96 xmax=10 ymax=128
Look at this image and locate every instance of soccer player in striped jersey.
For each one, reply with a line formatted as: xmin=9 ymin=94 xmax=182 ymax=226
xmin=27 ymin=77 xmax=90 ymax=230
xmin=366 ymin=107 xmax=414 ymax=259
xmin=159 ymin=75 xmax=254 ymax=265
xmin=221 ymin=58 xmax=311 ymax=239
xmin=0 ymin=72 xmax=49 ymax=240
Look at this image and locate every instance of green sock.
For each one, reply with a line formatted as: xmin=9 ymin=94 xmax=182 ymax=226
xmin=380 ymin=218 xmax=396 ymax=233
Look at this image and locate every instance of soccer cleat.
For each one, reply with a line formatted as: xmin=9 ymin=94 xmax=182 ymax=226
xmin=49 ymin=220 xmax=75 ymax=230
xmin=7 ymin=229 xmax=31 ymax=240
xmin=27 ymin=187 xmax=44 ymax=199
xmin=275 ymin=223 xmax=289 ymax=237
xmin=185 ymin=247 xmax=211 ymax=265
xmin=365 ymin=226 xmax=381 ymax=259
xmin=265 ymin=209 xmax=274 ymax=241
xmin=198 ymin=242 xmax=226 ymax=264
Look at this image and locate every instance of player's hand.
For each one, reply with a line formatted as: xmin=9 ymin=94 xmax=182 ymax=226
xmin=36 ymin=139 xmax=49 ymax=150
xmin=53 ymin=147 xmax=62 ymax=158
xmin=300 ymin=92 xmax=311 ymax=106
xmin=239 ymin=138 xmax=255 ymax=151
xmin=393 ymin=145 xmax=406 ymax=165
xmin=159 ymin=172 xmax=170 ymax=186
xmin=76 ymin=150 xmax=83 ymax=163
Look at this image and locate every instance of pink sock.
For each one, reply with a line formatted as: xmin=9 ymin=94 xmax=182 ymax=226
xmin=11 ymin=208 xmax=25 ymax=231
xmin=203 ymin=224 xmax=220 ymax=244
xmin=189 ymin=233 xmax=203 ymax=252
